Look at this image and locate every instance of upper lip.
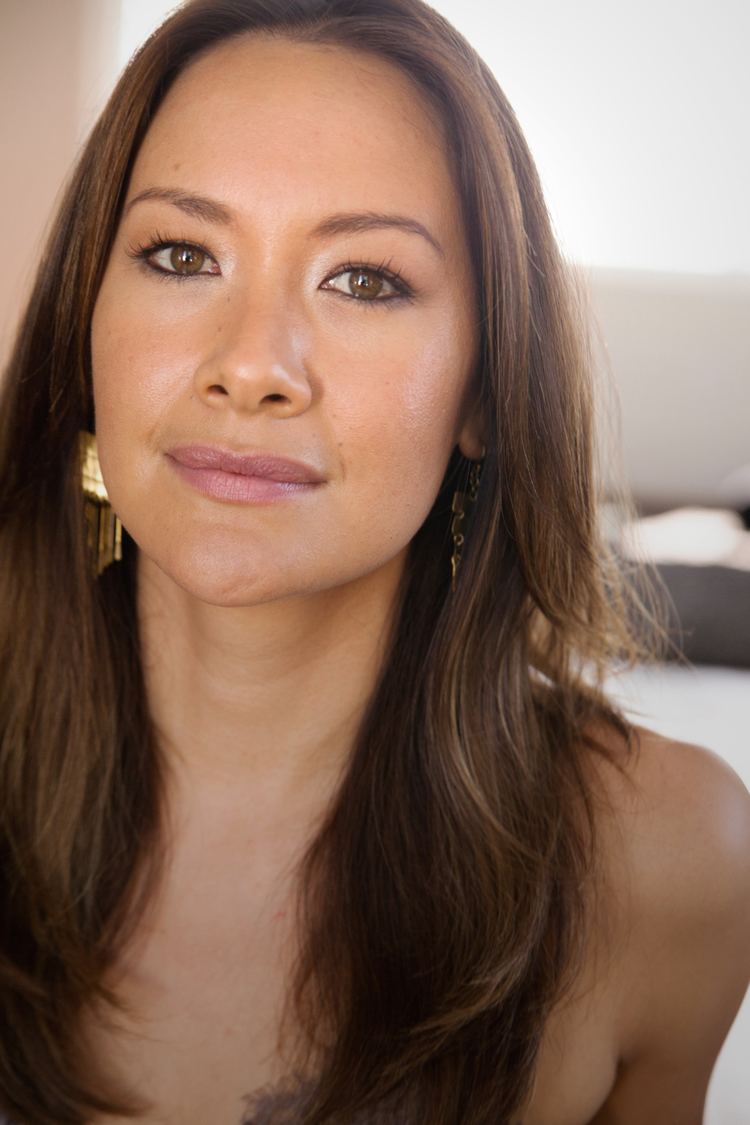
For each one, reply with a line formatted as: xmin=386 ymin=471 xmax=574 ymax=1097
xmin=166 ymin=445 xmax=326 ymax=484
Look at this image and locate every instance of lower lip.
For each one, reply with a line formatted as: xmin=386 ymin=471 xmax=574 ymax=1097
xmin=167 ymin=458 xmax=322 ymax=503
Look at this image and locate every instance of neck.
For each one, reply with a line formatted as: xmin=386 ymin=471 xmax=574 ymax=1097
xmin=136 ymin=550 xmax=406 ymax=825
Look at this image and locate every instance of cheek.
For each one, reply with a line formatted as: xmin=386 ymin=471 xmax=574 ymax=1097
xmin=340 ymin=333 xmax=468 ymax=500
xmin=90 ymin=282 xmax=190 ymax=453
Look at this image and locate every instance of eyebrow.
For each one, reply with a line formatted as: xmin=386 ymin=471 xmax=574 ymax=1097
xmin=311 ymin=211 xmax=445 ymax=259
xmin=123 ymin=187 xmax=445 ymax=259
xmin=125 ymin=187 xmax=233 ymax=225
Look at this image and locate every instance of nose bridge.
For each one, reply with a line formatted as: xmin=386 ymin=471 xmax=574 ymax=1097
xmin=221 ymin=272 xmax=300 ymax=370
xmin=232 ymin=261 xmax=294 ymax=344
xmin=195 ymin=273 xmax=311 ymax=411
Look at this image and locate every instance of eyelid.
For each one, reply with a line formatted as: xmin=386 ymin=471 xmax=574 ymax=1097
xmin=125 ymin=234 xmax=220 ymax=278
xmin=321 ymin=258 xmax=414 ymax=303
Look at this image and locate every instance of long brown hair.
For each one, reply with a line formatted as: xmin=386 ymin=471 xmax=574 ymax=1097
xmin=0 ymin=1 xmax=670 ymax=1121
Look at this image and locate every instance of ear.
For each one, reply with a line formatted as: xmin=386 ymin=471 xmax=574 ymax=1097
xmin=456 ymin=396 xmax=488 ymax=461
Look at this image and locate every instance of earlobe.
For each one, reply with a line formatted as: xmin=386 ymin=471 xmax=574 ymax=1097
xmin=456 ymin=373 xmax=487 ymax=460
xmin=457 ymin=413 xmax=488 ymax=461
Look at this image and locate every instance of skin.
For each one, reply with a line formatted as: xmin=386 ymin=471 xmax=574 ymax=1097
xmin=88 ymin=35 xmax=488 ymax=1113
xmin=91 ymin=34 xmax=485 ymax=820
xmin=87 ymin=33 xmax=750 ymax=1125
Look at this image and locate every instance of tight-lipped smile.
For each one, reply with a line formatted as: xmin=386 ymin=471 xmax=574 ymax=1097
xmin=166 ymin=445 xmax=326 ymax=503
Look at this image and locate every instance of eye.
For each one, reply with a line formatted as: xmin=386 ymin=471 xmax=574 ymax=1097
xmin=126 ymin=236 xmax=221 ymax=279
xmin=321 ymin=260 xmax=414 ymax=306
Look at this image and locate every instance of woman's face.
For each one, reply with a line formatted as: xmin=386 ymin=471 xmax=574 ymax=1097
xmin=91 ymin=34 xmax=484 ymax=605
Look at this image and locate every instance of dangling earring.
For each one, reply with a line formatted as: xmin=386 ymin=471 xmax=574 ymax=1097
xmin=450 ymin=448 xmax=485 ymax=592
xmin=80 ymin=430 xmax=123 ymax=576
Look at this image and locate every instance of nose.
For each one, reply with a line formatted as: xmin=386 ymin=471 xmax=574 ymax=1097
xmin=192 ymin=289 xmax=313 ymax=418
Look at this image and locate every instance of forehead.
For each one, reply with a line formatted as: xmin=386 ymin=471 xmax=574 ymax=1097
xmin=128 ymin=34 xmax=463 ymax=239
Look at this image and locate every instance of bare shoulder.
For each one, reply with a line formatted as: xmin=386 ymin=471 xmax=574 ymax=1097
xmin=583 ymin=719 xmax=750 ymax=1123
xmin=586 ymin=720 xmax=750 ymax=933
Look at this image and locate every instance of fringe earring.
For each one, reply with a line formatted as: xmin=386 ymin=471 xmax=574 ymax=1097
xmin=450 ymin=451 xmax=484 ymax=592
xmin=80 ymin=430 xmax=123 ymax=577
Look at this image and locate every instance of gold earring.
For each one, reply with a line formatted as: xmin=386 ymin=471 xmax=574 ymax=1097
xmin=450 ymin=451 xmax=484 ymax=591
xmin=80 ymin=430 xmax=123 ymax=576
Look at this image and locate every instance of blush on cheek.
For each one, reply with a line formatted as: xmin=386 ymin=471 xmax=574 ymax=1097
xmin=401 ymin=414 xmax=460 ymax=486
xmin=395 ymin=361 xmax=469 ymax=445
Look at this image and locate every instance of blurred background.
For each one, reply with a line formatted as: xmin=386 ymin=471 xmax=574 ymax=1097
xmin=1 ymin=2 xmax=748 ymax=1120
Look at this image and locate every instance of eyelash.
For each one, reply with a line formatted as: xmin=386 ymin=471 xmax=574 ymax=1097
xmin=124 ymin=232 xmax=416 ymax=309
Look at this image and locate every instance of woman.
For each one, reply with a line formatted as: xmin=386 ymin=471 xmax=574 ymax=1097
xmin=0 ymin=1 xmax=748 ymax=1122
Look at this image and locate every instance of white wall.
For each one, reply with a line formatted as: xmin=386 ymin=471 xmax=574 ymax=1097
xmin=117 ymin=1 xmax=181 ymax=72
xmin=586 ymin=267 xmax=750 ymax=505
xmin=438 ymin=0 xmax=749 ymax=276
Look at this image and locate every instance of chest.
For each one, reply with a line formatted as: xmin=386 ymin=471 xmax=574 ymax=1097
xmin=86 ymin=911 xmax=619 ymax=1125
xmin=85 ymin=841 xmax=300 ymax=1123
xmin=85 ymin=813 xmax=622 ymax=1125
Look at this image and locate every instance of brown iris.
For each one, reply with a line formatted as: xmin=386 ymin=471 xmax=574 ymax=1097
xmin=170 ymin=245 xmax=206 ymax=274
xmin=348 ymin=269 xmax=385 ymax=299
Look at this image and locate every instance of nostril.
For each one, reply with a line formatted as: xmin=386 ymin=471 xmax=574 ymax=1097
xmin=208 ymin=385 xmax=230 ymax=395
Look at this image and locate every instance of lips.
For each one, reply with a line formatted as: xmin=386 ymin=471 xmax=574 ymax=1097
xmin=166 ymin=445 xmax=326 ymax=484
xmin=165 ymin=444 xmax=325 ymax=505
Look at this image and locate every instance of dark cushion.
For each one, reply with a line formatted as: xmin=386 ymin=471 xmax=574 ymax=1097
xmin=654 ymin=562 xmax=750 ymax=668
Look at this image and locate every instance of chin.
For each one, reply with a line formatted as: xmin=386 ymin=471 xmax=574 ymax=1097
xmin=155 ymin=552 xmax=301 ymax=606
xmin=174 ymin=574 xmax=288 ymax=608
xmin=135 ymin=537 xmax=340 ymax=609
xmin=132 ymin=516 xmax=411 ymax=609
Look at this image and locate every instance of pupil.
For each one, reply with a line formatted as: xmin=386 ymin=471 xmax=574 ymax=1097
xmin=172 ymin=246 xmax=202 ymax=273
xmin=351 ymin=270 xmax=382 ymax=298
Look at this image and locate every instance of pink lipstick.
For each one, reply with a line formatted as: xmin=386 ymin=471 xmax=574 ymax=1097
xmin=166 ymin=445 xmax=325 ymax=503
